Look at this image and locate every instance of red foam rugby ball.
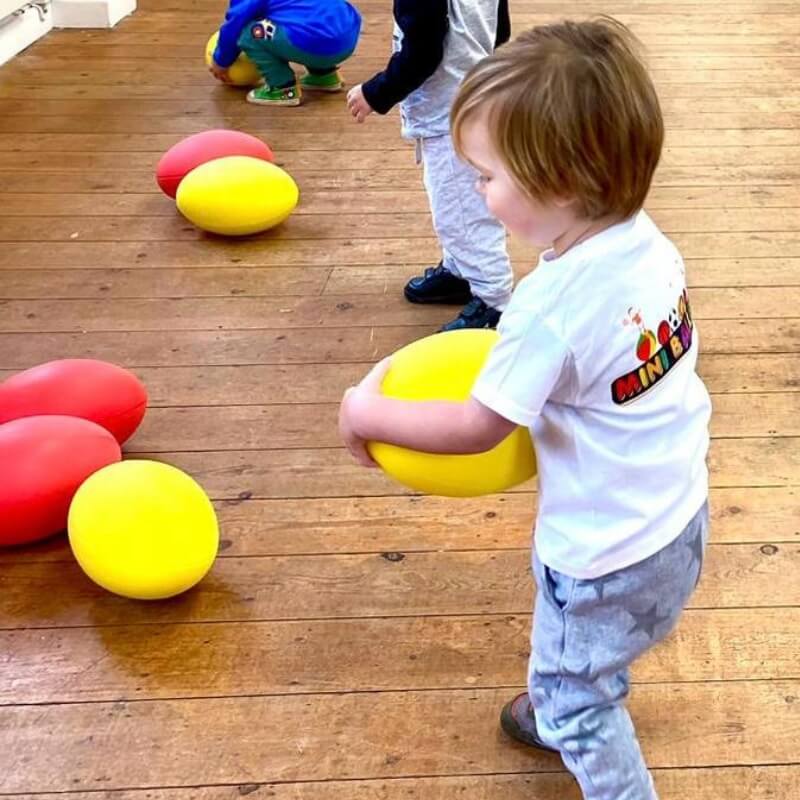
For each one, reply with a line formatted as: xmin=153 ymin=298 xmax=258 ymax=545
xmin=156 ymin=129 xmax=275 ymax=198
xmin=0 ymin=415 xmax=121 ymax=547
xmin=0 ymin=359 xmax=148 ymax=445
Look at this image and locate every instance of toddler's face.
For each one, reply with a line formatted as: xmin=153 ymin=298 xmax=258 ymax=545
xmin=459 ymin=117 xmax=579 ymax=251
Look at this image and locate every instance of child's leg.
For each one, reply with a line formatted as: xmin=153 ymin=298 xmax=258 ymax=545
xmin=300 ymin=62 xmax=347 ymax=92
xmin=528 ymin=503 xmax=709 ymax=800
xmin=306 ymin=64 xmax=339 ymax=75
xmin=237 ymin=22 xmax=297 ymax=89
xmin=239 ymin=20 xmax=354 ymax=94
xmin=299 ymin=42 xmax=355 ymax=91
xmin=420 ymin=134 xmax=513 ymax=312
xmin=300 ymin=44 xmax=355 ymax=90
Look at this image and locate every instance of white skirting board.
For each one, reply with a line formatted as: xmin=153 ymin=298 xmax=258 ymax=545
xmin=0 ymin=3 xmax=53 ymax=66
xmin=52 ymin=0 xmax=136 ymax=28
xmin=0 ymin=0 xmax=136 ymax=66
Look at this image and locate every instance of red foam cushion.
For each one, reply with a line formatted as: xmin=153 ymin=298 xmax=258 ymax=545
xmin=156 ymin=129 xmax=275 ymax=198
xmin=0 ymin=416 xmax=121 ymax=547
xmin=0 ymin=359 xmax=148 ymax=445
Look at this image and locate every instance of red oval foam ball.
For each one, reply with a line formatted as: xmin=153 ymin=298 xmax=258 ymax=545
xmin=0 ymin=416 xmax=121 ymax=547
xmin=0 ymin=359 xmax=148 ymax=445
xmin=156 ymin=129 xmax=275 ymax=198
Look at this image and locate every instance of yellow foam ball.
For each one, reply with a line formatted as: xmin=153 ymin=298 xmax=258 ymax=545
xmin=68 ymin=460 xmax=219 ymax=600
xmin=176 ymin=156 xmax=299 ymax=236
xmin=368 ymin=329 xmax=537 ymax=497
xmin=205 ymin=31 xmax=261 ymax=87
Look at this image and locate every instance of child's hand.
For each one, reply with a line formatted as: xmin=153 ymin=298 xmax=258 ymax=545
xmin=209 ymin=60 xmax=232 ymax=84
xmin=338 ymin=358 xmax=391 ymax=467
xmin=347 ymin=84 xmax=374 ymax=123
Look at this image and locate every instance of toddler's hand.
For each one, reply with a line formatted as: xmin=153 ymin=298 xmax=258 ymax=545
xmin=209 ymin=60 xmax=232 ymax=84
xmin=338 ymin=358 xmax=391 ymax=467
xmin=347 ymin=84 xmax=374 ymax=123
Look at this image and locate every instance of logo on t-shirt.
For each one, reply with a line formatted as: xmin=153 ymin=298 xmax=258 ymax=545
xmin=611 ymin=289 xmax=694 ymax=405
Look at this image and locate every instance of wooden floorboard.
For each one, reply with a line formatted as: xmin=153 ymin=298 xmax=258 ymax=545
xmin=2 ymin=541 xmax=799 ymax=631
xmin=2 ymin=683 xmax=800 ymax=792
xmin=3 ymin=607 xmax=800 ymax=706
xmin=1 ymin=0 xmax=799 ymax=798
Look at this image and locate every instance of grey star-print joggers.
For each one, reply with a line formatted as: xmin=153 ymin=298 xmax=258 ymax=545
xmin=528 ymin=501 xmax=709 ymax=799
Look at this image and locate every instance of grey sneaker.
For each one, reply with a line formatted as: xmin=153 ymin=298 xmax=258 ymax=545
xmin=499 ymin=692 xmax=558 ymax=751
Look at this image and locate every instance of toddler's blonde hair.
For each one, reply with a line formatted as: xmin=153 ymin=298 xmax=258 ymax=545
xmin=452 ymin=17 xmax=664 ymax=220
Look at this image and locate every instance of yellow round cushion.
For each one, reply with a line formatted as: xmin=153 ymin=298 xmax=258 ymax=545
xmin=68 ymin=460 xmax=219 ymax=600
xmin=368 ymin=329 xmax=537 ymax=497
xmin=176 ymin=156 xmax=299 ymax=236
xmin=205 ymin=31 xmax=261 ymax=87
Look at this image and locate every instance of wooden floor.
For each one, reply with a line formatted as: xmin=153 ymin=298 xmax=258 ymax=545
xmin=1 ymin=0 xmax=799 ymax=797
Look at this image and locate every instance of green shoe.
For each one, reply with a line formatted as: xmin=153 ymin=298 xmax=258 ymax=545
xmin=246 ymin=82 xmax=302 ymax=106
xmin=301 ymin=70 xmax=344 ymax=92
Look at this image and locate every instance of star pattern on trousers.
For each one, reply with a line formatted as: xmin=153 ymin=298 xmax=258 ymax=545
xmin=626 ymin=602 xmax=671 ymax=639
xmin=686 ymin=526 xmax=705 ymax=567
xmin=686 ymin=526 xmax=705 ymax=587
xmin=564 ymin=716 xmax=607 ymax=753
xmin=591 ymin=573 xmax=618 ymax=601
xmin=570 ymin=660 xmax=597 ymax=683
xmin=577 ymin=716 xmax=607 ymax=747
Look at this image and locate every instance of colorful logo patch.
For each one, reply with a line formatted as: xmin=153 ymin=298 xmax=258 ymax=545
xmin=612 ymin=290 xmax=694 ymax=405
xmin=251 ymin=19 xmax=275 ymax=40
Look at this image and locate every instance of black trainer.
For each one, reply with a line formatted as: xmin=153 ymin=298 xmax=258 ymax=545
xmin=404 ymin=262 xmax=473 ymax=305
xmin=439 ymin=297 xmax=501 ymax=332
xmin=500 ymin=692 xmax=558 ymax=752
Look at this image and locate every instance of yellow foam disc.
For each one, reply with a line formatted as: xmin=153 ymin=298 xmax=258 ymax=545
xmin=369 ymin=329 xmax=537 ymax=497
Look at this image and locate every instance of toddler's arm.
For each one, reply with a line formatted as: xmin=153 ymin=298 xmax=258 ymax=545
xmin=360 ymin=0 xmax=449 ymax=115
xmin=496 ymin=0 xmax=511 ymax=47
xmin=339 ymin=359 xmax=517 ymax=468
xmin=214 ymin=0 xmax=265 ymax=68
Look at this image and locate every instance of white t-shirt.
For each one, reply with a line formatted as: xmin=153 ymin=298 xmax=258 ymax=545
xmin=472 ymin=211 xmax=711 ymax=579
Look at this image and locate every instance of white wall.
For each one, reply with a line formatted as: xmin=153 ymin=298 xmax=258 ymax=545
xmin=52 ymin=0 xmax=135 ymax=28
xmin=0 ymin=2 xmax=53 ymax=66
xmin=0 ymin=0 xmax=136 ymax=66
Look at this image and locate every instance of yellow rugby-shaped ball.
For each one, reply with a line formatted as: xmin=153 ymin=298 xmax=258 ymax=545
xmin=177 ymin=156 xmax=299 ymax=236
xmin=68 ymin=460 xmax=219 ymax=600
xmin=368 ymin=329 xmax=537 ymax=497
xmin=205 ymin=31 xmax=261 ymax=87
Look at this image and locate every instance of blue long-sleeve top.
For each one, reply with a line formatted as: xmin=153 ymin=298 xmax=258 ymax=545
xmin=214 ymin=0 xmax=362 ymax=68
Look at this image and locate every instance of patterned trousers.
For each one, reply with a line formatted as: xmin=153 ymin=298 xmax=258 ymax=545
xmin=529 ymin=502 xmax=709 ymax=799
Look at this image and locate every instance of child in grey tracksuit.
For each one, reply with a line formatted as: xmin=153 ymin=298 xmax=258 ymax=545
xmin=346 ymin=0 xmax=513 ymax=332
